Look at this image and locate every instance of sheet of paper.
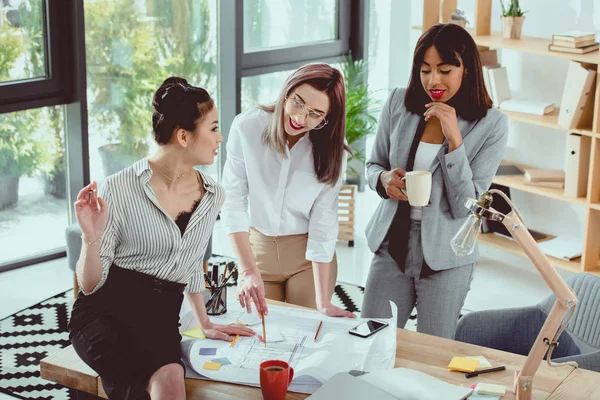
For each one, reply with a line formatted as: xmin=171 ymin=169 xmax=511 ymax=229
xmin=359 ymin=368 xmax=473 ymax=400
xmin=182 ymin=301 xmax=398 ymax=394
xmin=476 ymin=383 xmax=506 ymax=396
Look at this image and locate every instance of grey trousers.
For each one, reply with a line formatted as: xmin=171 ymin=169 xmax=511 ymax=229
xmin=361 ymin=220 xmax=474 ymax=339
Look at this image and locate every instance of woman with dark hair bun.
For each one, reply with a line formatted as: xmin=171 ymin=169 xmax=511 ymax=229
xmin=68 ymin=77 xmax=254 ymax=399
xmin=361 ymin=24 xmax=509 ymax=339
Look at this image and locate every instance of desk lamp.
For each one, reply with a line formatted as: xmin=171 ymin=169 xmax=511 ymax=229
xmin=450 ymin=190 xmax=578 ymax=400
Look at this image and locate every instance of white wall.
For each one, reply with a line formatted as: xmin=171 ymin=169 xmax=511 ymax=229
xmin=366 ymin=0 xmax=599 ymax=272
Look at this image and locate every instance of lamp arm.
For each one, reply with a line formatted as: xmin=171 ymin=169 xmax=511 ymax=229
xmin=500 ymin=211 xmax=578 ymax=399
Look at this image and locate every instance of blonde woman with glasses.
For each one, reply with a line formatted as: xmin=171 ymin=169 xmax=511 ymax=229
xmin=222 ymin=63 xmax=355 ymax=319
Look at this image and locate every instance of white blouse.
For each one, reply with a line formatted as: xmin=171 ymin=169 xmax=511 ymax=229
xmin=410 ymin=141 xmax=443 ymax=220
xmin=221 ymin=108 xmax=345 ymax=263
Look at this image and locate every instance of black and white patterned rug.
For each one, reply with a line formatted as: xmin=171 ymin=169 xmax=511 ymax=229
xmin=0 ymin=256 xmax=364 ymax=399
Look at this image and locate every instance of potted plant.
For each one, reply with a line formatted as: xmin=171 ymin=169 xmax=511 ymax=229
xmin=500 ymin=0 xmax=526 ymax=39
xmin=340 ymin=53 xmax=380 ymax=189
xmin=86 ymin=0 xmax=166 ymax=176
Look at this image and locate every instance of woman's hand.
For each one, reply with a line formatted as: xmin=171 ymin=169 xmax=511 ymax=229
xmin=237 ymin=268 xmax=269 ymax=315
xmin=380 ymin=168 xmax=407 ymax=201
xmin=317 ymin=302 xmax=357 ymax=318
xmin=203 ymin=322 xmax=255 ymax=342
xmin=74 ymin=181 xmax=108 ymax=242
xmin=424 ymin=102 xmax=463 ymax=150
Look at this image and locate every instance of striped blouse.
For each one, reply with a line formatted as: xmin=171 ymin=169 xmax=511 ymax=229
xmin=77 ymin=158 xmax=223 ymax=295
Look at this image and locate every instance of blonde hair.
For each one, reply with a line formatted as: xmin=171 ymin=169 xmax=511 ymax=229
xmin=259 ymin=63 xmax=348 ymax=185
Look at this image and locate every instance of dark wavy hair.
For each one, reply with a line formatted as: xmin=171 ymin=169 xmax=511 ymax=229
xmin=151 ymin=77 xmax=215 ymax=144
xmin=405 ymin=23 xmax=492 ymax=121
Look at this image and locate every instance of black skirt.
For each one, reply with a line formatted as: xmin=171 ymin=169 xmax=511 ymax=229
xmin=69 ymin=265 xmax=186 ymax=400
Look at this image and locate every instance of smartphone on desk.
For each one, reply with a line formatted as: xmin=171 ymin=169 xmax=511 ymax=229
xmin=348 ymin=319 xmax=389 ymax=338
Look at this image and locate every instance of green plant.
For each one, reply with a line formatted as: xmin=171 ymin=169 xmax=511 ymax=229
xmin=341 ymin=53 xmax=380 ymax=178
xmin=500 ymin=0 xmax=526 ymax=17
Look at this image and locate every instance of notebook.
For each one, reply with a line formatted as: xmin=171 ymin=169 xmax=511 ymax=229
xmin=524 ymin=168 xmax=565 ymax=183
xmin=538 ymin=236 xmax=583 ymax=260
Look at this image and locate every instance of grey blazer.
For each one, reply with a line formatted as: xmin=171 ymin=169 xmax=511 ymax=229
xmin=365 ymin=88 xmax=509 ymax=271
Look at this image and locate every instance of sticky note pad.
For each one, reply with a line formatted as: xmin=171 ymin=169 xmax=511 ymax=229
xmin=466 ymin=356 xmax=493 ymax=369
xmin=211 ymin=357 xmax=232 ymax=366
xmin=447 ymin=356 xmax=479 ymax=373
xmin=203 ymin=361 xmax=221 ymax=371
xmin=182 ymin=327 xmax=206 ymax=339
xmin=199 ymin=347 xmax=217 ymax=356
xmin=476 ymin=383 xmax=506 ymax=396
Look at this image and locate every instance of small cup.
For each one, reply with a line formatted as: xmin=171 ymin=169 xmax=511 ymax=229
xmin=260 ymin=360 xmax=294 ymax=400
xmin=400 ymin=171 xmax=432 ymax=206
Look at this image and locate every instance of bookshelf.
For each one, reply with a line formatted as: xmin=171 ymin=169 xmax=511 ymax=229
xmin=419 ymin=0 xmax=600 ymax=275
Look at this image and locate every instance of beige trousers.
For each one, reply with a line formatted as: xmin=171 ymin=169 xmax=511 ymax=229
xmin=249 ymin=228 xmax=337 ymax=309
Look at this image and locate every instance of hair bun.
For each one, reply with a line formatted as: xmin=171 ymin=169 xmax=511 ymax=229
xmin=153 ymin=83 xmax=187 ymax=114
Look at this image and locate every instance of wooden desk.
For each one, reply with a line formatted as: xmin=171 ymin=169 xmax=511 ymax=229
xmin=40 ymin=309 xmax=599 ymax=399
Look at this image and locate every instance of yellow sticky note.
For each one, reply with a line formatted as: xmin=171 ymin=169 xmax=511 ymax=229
xmin=447 ymin=356 xmax=479 ymax=373
xmin=476 ymin=383 xmax=506 ymax=396
xmin=203 ymin=361 xmax=222 ymax=371
xmin=183 ymin=327 xmax=206 ymax=339
xmin=465 ymin=355 xmax=493 ymax=370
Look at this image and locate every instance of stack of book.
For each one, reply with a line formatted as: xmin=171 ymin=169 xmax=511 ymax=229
xmin=549 ymin=31 xmax=599 ymax=54
xmin=523 ymin=168 xmax=565 ymax=189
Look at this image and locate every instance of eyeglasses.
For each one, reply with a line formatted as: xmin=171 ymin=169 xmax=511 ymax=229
xmin=285 ymin=94 xmax=328 ymax=130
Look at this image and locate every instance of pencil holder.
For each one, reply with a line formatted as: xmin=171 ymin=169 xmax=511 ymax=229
xmin=205 ymin=286 xmax=227 ymax=316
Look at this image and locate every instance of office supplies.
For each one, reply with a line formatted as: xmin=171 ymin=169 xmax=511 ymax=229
xmin=182 ymin=327 xmax=206 ymax=339
xmin=203 ymin=361 xmax=221 ymax=371
xmin=314 ymin=321 xmax=323 ymax=342
xmin=465 ymin=356 xmax=492 ymax=369
xmin=451 ymin=190 xmax=578 ymax=399
xmin=495 ymin=164 xmax=523 ymax=176
xmin=229 ymin=334 xmax=240 ymax=348
xmin=487 ymin=66 xmax=555 ymax=114
xmin=558 ymin=61 xmax=596 ymax=129
xmin=475 ymin=383 xmax=506 ymax=396
xmin=204 ymin=264 xmax=237 ymax=316
xmin=447 ymin=357 xmax=479 ymax=373
xmin=565 ymin=133 xmax=591 ymax=198
xmin=465 ymin=365 xmax=506 ymax=378
xmin=199 ymin=348 xmax=217 ymax=356
xmin=211 ymin=264 xmax=218 ymax=286
xmin=182 ymin=301 xmax=398 ymax=394
xmin=211 ymin=357 xmax=232 ymax=366
xmin=261 ymin=311 xmax=266 ymax=347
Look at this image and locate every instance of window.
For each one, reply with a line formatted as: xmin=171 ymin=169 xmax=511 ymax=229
xmin=84 ymin=0 xmax=219 ymax=182
xmin=243 ymin=0 xmax=338 ymax=53
xmin=0 ymin=0 xmax=46 ymax=83
xmin=241 ymin=69 xmax=294 ymax=112
xmin=0 ymin=105 xmax=67 ymax=265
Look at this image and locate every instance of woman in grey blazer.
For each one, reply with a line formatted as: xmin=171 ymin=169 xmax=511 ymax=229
xmin=361 ymin=24 xmax=509 ymax=339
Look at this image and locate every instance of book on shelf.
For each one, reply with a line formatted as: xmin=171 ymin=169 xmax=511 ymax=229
xmin=500 ymin=99 xmax=556 ymax=115
xmin=522 ymin=179 xmax=564 ymax=189
xmin=537 ymin=236 xmax=583 ymax=261
xmin=548 ymin=43 xmax=599 ymax=54
xmin=558 ymin=61 xmax=597 ymax=129
xmin=524 ymin=168 xmax=565 ymax=183
xmin=564 ymin=134 xmax=591 ymax=198
xmin=552 ymin=38 xmax=597 ymax=48
xmin=552 ymin=31 xmax=596 ymax=43
xmin=487 ymin=67 xmax=555 ymax=115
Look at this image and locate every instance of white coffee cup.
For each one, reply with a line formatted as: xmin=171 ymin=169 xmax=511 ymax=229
xmin=400 ymin=171 xmax=432 ymax=206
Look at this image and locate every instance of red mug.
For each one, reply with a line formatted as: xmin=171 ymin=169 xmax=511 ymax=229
xmin=259 ymin=360 xmax=294 ymax=400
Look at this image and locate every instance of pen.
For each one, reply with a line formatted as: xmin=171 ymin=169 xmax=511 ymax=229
xmin=229 ymin=334 xmax=240 ymax=348
xmin=465 ymin=366 xmax=506 ymax=378
xmin=261 ymin=312 xmax=266 ymax=348
xmin=314 ymin=320 xmax=323 ymax=343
